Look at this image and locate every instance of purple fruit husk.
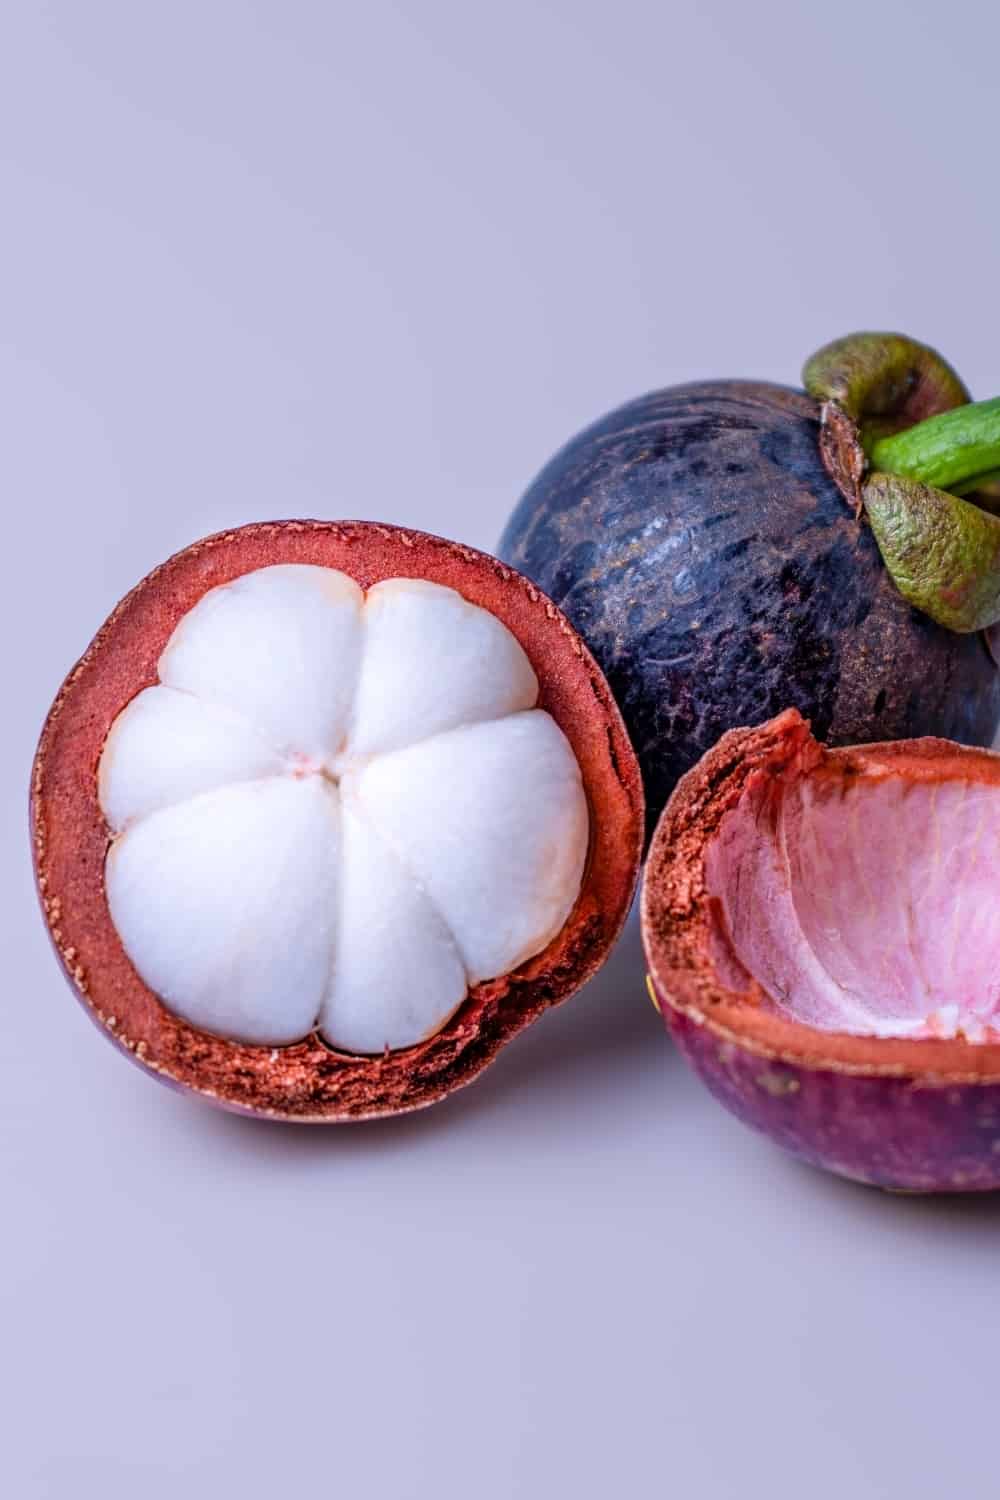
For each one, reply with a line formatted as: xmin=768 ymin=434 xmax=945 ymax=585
xmin=665 ymin=1004 xmax=1000 ymax=1193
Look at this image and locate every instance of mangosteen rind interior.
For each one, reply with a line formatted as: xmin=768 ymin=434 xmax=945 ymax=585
xmin=642 ymin=708 xmax=1000 ymax=1079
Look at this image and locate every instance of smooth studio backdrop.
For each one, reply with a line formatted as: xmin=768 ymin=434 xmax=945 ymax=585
xmin=3 ymin=3 xmax=998 ymax=1496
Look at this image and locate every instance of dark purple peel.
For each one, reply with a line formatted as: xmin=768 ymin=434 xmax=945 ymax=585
xmin=641 ymin=709 xmax=1000 ymax=1193
xmin=500 ymin=382 xmax=999 ymax=837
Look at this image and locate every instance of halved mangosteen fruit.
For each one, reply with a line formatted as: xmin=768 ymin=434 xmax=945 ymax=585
xmin=32 ymin=521 xmax=643 ymax=1121
xmin=641 ymin=708 xmax=1000 ymax=1192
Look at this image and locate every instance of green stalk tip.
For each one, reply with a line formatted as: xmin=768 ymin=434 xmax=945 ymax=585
xmin=868 ymin=398 xmax=1000 ymax=495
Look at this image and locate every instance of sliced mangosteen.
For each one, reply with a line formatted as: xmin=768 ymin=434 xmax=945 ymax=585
xmin=500 ymin=330 xmax=1000 ymax=838
xmin=32 ymin=521 xmax=643 ymax=1121
xmin=642 ymin=708 xmax=1000 ymax=1193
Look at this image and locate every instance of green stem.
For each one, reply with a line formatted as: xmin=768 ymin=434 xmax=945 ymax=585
xmin=867 ymin=398 xmax=1000 ymax=493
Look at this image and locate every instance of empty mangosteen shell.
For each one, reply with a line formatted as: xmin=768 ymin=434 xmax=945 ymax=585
xmin=32 ymin=520 xmax=644 ymax=1122
xmin=641 ymin=709 xmax=1000 ymax=1191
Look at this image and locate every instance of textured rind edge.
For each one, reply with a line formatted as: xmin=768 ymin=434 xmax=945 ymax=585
xmin=640 ymin=709 xmax=1000 ymax=1190
xmin=31 ymin=519 xmax=645 ymax=1122
xmin=640 ymin=708 xmax=1000 ymax=1084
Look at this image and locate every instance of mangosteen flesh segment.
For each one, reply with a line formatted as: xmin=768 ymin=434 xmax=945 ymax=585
xmin=99 ymin=565 xmax=589 ymax=1054
xmin=499 ymin=382 xmax=1000 ymax=836
xmin=642 ymin=709 xmax=1000 ymax=1192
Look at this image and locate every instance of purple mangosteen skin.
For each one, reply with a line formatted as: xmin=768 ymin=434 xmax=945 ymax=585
xmin=666 ymin=1007 xmax=1000 ymax=1193
xmin=499 ymin=381 xmax=1000 ymax=838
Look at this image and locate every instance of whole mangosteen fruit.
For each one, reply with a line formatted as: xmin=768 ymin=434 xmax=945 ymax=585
xmin=642 ymin=708 xmax=1000 ymax=1193
xmin=31 ymin=520 xmax=643 ymax=1121
xmin=500 ymin=332 xmax=1000 ymax=837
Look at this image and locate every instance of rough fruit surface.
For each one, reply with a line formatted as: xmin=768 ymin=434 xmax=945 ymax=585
xmin=500 ymin=381 xmax=1000 ymax=836
xmin=100 ymin=565 xmax=589 ymax=1053
xmin=641 ymin=710 xmax=1000 ymax=1191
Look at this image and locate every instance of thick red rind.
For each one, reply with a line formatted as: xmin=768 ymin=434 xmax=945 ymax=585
xmin=641 ymin=711 xmax=1000 ymax=1190
xmin=641 ymin=709 xmax=1000 ymax=1081
xmin=32 ymin=520 xmax=644 ymax=1121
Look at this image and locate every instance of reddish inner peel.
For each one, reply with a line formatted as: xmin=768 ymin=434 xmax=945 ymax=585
xmin=705 ymin=768 xmax=1000 ymax=1041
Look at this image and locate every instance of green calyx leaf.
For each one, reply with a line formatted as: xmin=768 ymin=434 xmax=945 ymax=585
xmin=803 ymin=331 xmax=970 ymax=441
xmin=863 ymin=473 xmax=1000 ymax=633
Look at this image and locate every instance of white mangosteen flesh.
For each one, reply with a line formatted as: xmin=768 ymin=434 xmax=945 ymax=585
xmin=98 ymin=565 xmax=590 ymax=1053
xmin=705 ymin=771 xmax=1000 ymax=1042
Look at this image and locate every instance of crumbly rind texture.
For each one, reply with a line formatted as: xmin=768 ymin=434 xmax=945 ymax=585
xmin=641 ymin=709 xmax=1000 ymax=1191
xmin=33 ymin=520 xmax=644 ymax=1121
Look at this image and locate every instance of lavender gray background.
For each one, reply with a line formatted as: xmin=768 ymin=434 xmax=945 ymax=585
xmin=4 ymin=2 xmax=999 ymax=1496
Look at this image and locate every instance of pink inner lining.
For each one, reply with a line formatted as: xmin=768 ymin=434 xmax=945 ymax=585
xmin=705 ymin=771 xmax=1000 ymax=1041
